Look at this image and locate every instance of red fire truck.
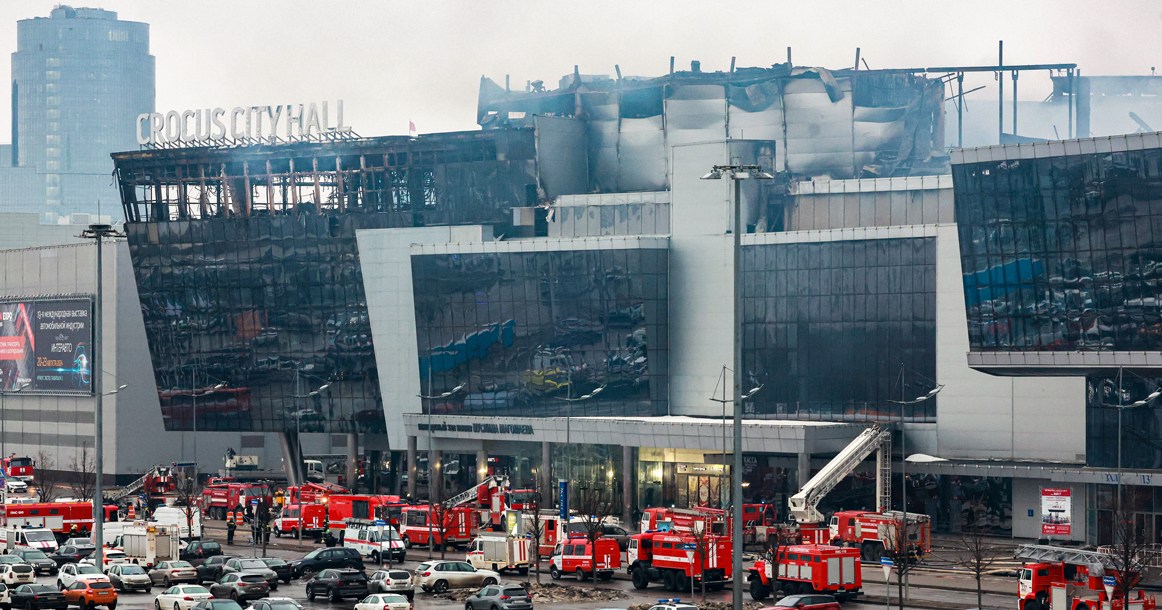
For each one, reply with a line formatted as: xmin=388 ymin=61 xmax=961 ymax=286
xmin=627 ymin=531 xmax=730 ymax=591
xmin=828 ymin=509 xmax=931 ymax=561
xmin=201 ymin=482 xmax=270 ymax=520
xmin=398 ymin=505 xmax=477 ymax=550
xmin=324 ymin=495 xmax=402 ymax=530
xmin=504 ymin=489 xmax=539 ymax=511
xmin=1016 ymin=544 xmax=1157 ymax=610
xmin=639 ymin=507 xmax=725 ymax=536
xmin=285 ymin=482 xmax=347 ymax=505
xmin=3 ymin=456 xmax=35 ymax=481
xmin=550 ymin=535 xmax=621 ymax=581
xmin=272 ymin=503 xmax=328 ymax=538
xmin=747 ymin=544 xmax=863 ymax=601
xmin=0 ymin=502 xmax=117 ymax=535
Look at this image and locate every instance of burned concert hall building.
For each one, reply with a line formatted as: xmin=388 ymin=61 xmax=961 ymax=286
xmin=111 ymin=61 xmax=1099 ymax=541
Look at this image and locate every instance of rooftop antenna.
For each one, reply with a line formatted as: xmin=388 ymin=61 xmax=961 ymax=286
xmin=854 ymin=48 xmax=861 ymax=71
xmin=786 ymin=46 xmax=792 ymax=67
xmin=615 ymin=64 xmax=622 ymax=80
xmin=729 ymin=56 xmax=736 ymax=73
xmin=669 ymin=56 xmax=675 ymax=75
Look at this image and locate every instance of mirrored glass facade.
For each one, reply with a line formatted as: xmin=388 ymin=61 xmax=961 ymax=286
xmin=953 ymin=148 xmax=1162 ymax=351
xmin=1086 ymin=373 xmax=1162 ymax=469
xmin=411 ymin=247 xmax=668 ymax=417
xmin=126 ymin=214 xmax=395 ymax=434
xmin=741 ymin=238 xmax=938 ymax=421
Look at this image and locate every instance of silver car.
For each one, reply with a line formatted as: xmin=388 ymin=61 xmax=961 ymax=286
xmin=106 ymin=563 xmax=152 ymax=592
xmin=414 ymin=561 xmax=498 ymax=594
xmin=208 ymin=573 xmax=269 ymax=602
xmin=222 ymin=558 xmax=279 ymax=591
xmin=368 ymin=569 xmax=414 ymax=601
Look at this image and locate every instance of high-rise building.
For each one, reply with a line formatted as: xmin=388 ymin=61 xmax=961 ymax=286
xmin=2 ymin=5 xmax=153 ymax=224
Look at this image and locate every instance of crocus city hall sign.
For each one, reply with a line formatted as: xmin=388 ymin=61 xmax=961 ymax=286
xmin=137 ymin=100 xmax=351 ymax=146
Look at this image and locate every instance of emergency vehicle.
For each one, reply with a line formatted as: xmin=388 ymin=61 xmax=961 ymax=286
xmin=272 ymin=503 xmax=327 ymax=538
xmin=1016 ymin=544 xmax=1157 ymax=610
xmin=828 ymin=510 xmax=930 ymax=561
xmin=0 ymin=525 xmax=58 ymax=551
xmin=747 ymin=544 xmax=862 ymax=601
xmin=503 ymin=489 xmax=539 ymax=511
xmin=0 ymin=502 xmax=117 ymax=536
xmin=343 ymin=518 xmax=406 ymax=564
xmin=324 ymin=494 xmax=403 ymax=530
xmin=120 ymin=525 xmax=181 ymax=569
xmin=398 ymin=505 xmax=477 ymax=550
xmin=2 ymin=456 xmax=34 ymax=482
xmin=285 ymin=482 xmax=347 ymax=505
xmin=549 ymin=535 xmax=620 ymax=581
xmin=518 ymin=511 xmax=562 ymax=557
xmin=639 ymin=507 xmax=725 ymax=537
xmin=466 ymin=535 xmax=532 ymax=575
xmin=200 ymin=481 xmax=270 ymax=520
xmin=627 ymin=531 xmax=730 ymax=591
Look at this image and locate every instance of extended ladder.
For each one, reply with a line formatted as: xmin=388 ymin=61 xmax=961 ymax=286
xmin=788 ymin=425 xmax=892 ymax=524
xmin=1015 ymin=544 xmax=1117 ymax=574
xmin=444 ymin=474 xmax=509 ymax=508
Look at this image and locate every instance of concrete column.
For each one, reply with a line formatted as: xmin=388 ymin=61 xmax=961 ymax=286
xmin=476 ymin=450 xmax=488 ymax=484
xmin=406 ymin=436 xmax=417 ymax=500
xmin=797 ymin=451 xmax=811 ymax=493
xmin=346 ymin=430 xmax=358 ymax=491
xmin=622 ymin=445 xmax=634 ymax=525
xmin=540 ymin=442 xmax=552 ymax=497
xmin=279 ymin=431 xmax=302 ymax=486
xmin=432 ymin=450 xmax=444 ymax=503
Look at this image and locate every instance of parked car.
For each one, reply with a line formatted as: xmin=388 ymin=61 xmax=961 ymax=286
xmin=13 ymin=548 xmax=58 ymax=575
xmin=79 ymin=550 xmax=127 ymax=570
xmin=0 ymin=556 xmax=25 ymax=567
xmin=246 ymin=597 xmax=301 ymax=610
xmin=195 ymin=556 xmax=235 ymax=584
xmin=62 ymin=580 xmax=118 ymax=610
xmin=57 ymin=563 xmax=109 ymax=589
xmin=149 ymin=561 xmax=198 ymax=587
xmin=367 ymin=569 xmax=414 ymax=601
xmin=191 ymin=600 xmax=243 ymax=610
xmin=760 ymin=594 xmax=841 ymax=610
xmin=106 ymin=563 xmax=152 ymax=593
xmin=0 ymin=582 xmax=9 ymax=609
xmin=62 ymin=539 xmax=92 ymax=548
xmin=355 ymin=593 xmax=409 ymax=610
xmin=466 ymin=585 xmax=533 ymax=610
xmin=600 ymin=524 xmax=632 ymax=551
xmin=153 ymin=584 xmax=212 ymax=610
xmin=6 ymin=480 xmax=28 ymax=494
xmin=179 ymin=542 xmax=222 ymax=565
xmin=305 ymin=569 xmax=368 ymax=602
xmin=207 ymin=574 xmax=269 ymax=603
xmin=414 ymin=561 xmax=499 ymax=593
xmin=0 ymin=563 xmax=34 ymax=585
xmin=221 ymin=558 xmax=278 ymax=590
xmin=48 ymin=546 xmax=95 ymax=567
xmin=288 ymin=548 xmax=363 ymax=579
xmin=258 ymin=559 xmax=292 ymax=585
xmin=11 ymin=584 xmax=67 ymax=610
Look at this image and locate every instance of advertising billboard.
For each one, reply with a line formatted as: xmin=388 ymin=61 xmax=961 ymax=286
xmin=0 ymin=297 xmax=94 ymax=395
xmin=1041 ymin=488 xmax=1072 ymax=537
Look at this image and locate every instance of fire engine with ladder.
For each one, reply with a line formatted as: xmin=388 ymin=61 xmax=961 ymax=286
xmin=1015 ymin=544 xmax=1157 ymax=610
xmin=398 ymin=475 xmax=510 ymax=550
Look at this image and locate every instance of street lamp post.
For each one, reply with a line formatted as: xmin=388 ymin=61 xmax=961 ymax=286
xmin=0 ymin=382 xmax=30 ymax=458
xmin=1111 ymin=368 xmax=1161 ymax=517
xmin=189 ymin=375 xmax=227 ymax=467
xmin=418 ymin=380 xmax=465 ymax=558
xmin=80 ymin=222 xmax=124 ymax=570
xmin=701 ymin=162 xmax=772 ymax=610
xmin=554 ymin=384 xmax=606 ymax=519
xmin=291 ymin=380 xmax=331 ymax=539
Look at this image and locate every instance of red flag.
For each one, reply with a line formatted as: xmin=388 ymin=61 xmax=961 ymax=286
xmin=408 ymin=120 xmax=417 ymax=137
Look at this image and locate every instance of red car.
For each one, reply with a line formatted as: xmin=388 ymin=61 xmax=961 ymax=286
xmin=761 ymin=594 xmax=841 ymax=610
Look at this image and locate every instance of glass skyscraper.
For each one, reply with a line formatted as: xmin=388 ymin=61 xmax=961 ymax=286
xmin=6 ymin=6 xmax=153 ymax=223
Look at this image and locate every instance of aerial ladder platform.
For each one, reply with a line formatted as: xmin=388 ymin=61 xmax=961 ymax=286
xmin=1014 ymin=544 xmax=1118 ymax=575
xmin=788 ymin=424 xmax=893 ymax=524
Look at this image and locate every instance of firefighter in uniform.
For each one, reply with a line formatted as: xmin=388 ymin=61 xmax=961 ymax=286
xmin=226 ymin=511 xmax=236 ymax=544
xmin=69 ymin=524 xmax=79 ymax=539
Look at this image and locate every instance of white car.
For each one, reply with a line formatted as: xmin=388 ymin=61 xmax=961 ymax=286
xmin=4 ymin=479 xmax=27 ymax=494
xmin=355 ymin=593 xmax=410 ymax=610
xmin=0 ymin=582 xmax=9 ymax=608
xmin=154 ymin=584 xmax=212 ymax=610
xmin=57 ymin=563 xmax=110 ymax=589
xmin=0 ymin=564 xmax=34 ymax=585
xmin=80 ymin=550 xmax=128 ymax=568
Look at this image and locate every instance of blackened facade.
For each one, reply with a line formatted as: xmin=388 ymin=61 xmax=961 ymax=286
xmin=410 ymin=245 xmax=668 ymax=418
xmin=742 ymin=238 xmax=938 ymax=421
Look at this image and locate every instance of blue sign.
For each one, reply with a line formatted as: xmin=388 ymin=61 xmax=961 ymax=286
xmin=683 ymin=543 xmax=697 ymax=551
xmin=251 ymin=499 xmax=259 ymax=506
xmin=1104 ymin=576 xmax=1117 ymax=587
xmin=558 ymin=480 xmax=568 ymax=521
xmin=880 ymin=557 xmax=894 ymax=566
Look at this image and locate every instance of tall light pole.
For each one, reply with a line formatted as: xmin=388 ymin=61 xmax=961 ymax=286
xmin=710 ymin=367 xmax=762 ymax=510
xmin=1111 ymin=368 xmax=1161 ymax=516
xmin=554 ymin=384 xmax=606 ymax=514
xmin=188 ymin=375 xmax=227 ymax=466
xmin=418 ymin=380 xmax=464 ymax=558
xmin=80 ymin=222 xmax=124 ymax=569
xmin=701 ymin=163 xmax=772 ymax=610
xmin=0 ymin=382 xmax=29 ymax=458
xmin=290 ymin=379 xmax=331 ymax=535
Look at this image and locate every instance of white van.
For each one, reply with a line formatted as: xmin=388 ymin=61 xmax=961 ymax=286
xmin=150 ymin=507 xmax=203 ymax=540
xmin=344 ymin=519 xmax=406 ymax=564
xmin=0 ymin=526 xmax=58 ymax=552
xmin=466 ymin=535 xmax=532 ymax=574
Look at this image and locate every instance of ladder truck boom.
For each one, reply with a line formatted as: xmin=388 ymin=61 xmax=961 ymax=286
xmin=788 ymin=425 xmax=891 ymax=524
xmin=1015 ymin=544 xmax=1117 ymax=575
xmin=444 ymin=474 xmax=509 ymax=508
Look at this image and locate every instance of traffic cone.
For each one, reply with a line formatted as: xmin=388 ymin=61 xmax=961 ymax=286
xmin=127 ymin=504 xmax=136 ymax=520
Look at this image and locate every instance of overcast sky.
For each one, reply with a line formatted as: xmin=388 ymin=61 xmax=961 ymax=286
xmin=0 ymin=0 xmax=1158 ymax=140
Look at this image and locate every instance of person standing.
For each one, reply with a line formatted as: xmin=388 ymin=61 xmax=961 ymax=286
xmin=226 ymin=516 xmax=236 ymax=545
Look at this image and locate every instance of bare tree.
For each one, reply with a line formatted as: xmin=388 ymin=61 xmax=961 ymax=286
xmin=170 ymin=469 xmax=201 ymax=541
xmin=521 ymin=497 xmax=549 ymax=584
xmin=573 ymin=484 xmax=616 ymax=581
xmin=34 ymin=451 xmax=60 ymax=502
xmin=688 ymin=521 xmax=711 ymax=600
xmin=69 ymin=443 xmax=96 ymax=500
xmin=1106 ymin=501 xmax=1162 ymax=606
xmin=884 ymin=514 xmax=925 ymax=610
xmin=939 ymin=526 xmax=1010 ymax=610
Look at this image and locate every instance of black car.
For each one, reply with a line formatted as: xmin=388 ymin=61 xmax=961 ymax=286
xmin=289 ymin=548 xmax=363 ymax=579
xmin=259 ymin=558 xmax=292 ymax=584
xmin=305 ymin=569 xmax=368 ymax=602
xmin=247 ymin=598 xmax=302 ymax=610
xmin=11 ymin=584 xmax=67 ymax=610
xmin=192 ymin=601 xmax=244 ymax=610
xmin=11 ymin=549 xmax=58 ymax=575
xmin=47 ymin=545 xmax=94 ymax=567
xmin=195 ymin=555 xmax=236 ymax=583
xmin=180 ymin=541 xmax=223 ymax=564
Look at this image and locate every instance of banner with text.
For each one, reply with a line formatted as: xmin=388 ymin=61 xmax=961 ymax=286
xmin=0 ymin=298 xmax=93 ymax=395
xmin=1041 ymin=488 xmax=1072 ymax=536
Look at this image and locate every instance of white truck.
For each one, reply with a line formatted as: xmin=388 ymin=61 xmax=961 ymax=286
xmin=466 ymin=535 xmax=532 ymax=575
xmin=0 ymin=526 xmax=58 ymax=551
xmin=122 ymin=526 xmax=181 ymax=569
xmin=344 ymin=519 xmax=406 ymax=564
xmin=150 ymin=507 xmax=203 ymax=540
